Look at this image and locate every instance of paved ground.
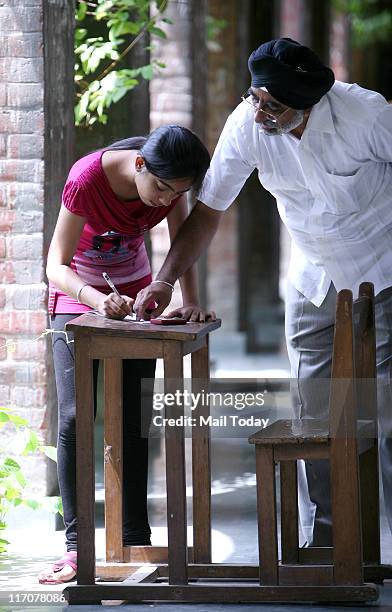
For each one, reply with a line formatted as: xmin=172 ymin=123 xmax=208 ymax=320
xmin=1 ymin=332 xmax=391 ymax=611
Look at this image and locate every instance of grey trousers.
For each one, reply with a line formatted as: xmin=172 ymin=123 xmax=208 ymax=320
xmin=285 ymin=281 xmax=392 ymax=546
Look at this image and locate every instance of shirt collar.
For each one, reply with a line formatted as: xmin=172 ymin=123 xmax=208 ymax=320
xmin=302 ymin=93 xmax=335 ymax=138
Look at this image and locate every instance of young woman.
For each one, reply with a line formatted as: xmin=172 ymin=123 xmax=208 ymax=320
xmin=38 ymin=125 xmax=214 ymax=584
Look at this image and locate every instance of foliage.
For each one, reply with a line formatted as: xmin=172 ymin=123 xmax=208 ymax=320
xmin=74 ymin=0 xmax=170 ymax=127
xmin=0 ymin=406 xmax=62 ymax=554
xmin=206 ymin=15 xmax=228 ymax=53
xmin=334 ymin=0 xmax=392 ymax=46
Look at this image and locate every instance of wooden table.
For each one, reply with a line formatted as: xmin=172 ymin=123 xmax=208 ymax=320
xmin=63 ymin=313 xmax=383 ymax=605
xmin=63 ymin=313 xmax=221 ymax=603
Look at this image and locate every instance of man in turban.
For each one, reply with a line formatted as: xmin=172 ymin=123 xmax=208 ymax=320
xmin=135 ymin=38 xmax=392 ymax=547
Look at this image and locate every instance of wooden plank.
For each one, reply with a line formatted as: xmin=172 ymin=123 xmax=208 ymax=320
xmin=122 ymin=545 xmax=194 ymax=564
xmin=191 ymin=336 xmax=211 ymax=564
xmin=66 ymin=312 xmax=221 ymax=342
xmin=279 ymin=564 xmax=333 ymax=585
xmin=163 ymin=341 xmax=188 ymax=585
xmin=90 ymin=336 xmax=163 ymax=359
xmin=101 ymin=566 xmax=160 ymax=606
xmin=273 ymin=444 xmax=329 ymax=461
xmin=182 ymin=335 xmax=207 ymax=356
xmin=64 ymin=583 xmax=379 ymax=604
xmin=256 ymin=446 xmax=278 ymax=585
xmin=74 ymin=333 xmax=96 ymax=585
xmin=299 ymin=547 xmax=333 ymax=564
xmin=330 ymin=291 xmax=363 ymax=586
xmin=280 ymin=461 xmax=299 ymax=564
xmin=249 ymin=419 xmax=329 ymax=444
xmin=103 ymin=358 xmax=123 ymax=562
xmin=360 ymin=446 xmax=381 ymax=564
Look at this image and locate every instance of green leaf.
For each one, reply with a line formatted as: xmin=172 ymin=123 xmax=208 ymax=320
xmin=1 ymin=458 xmax=20 ymax=474
xmin=22 ymin=429 xmax=40 ymax=454
xmin=39 ymin=445 xmax=57 ymax=462
xmin=76 ymin=1 xmax=88 ymax=21
xmin=0 ymin=412 xmax=10 ymax=423
xmin=75 ymin=28 xmax=87 ymax=43
xmin=8 ymin=414 xmax=28 ymax=427
xmin=14 ymin=470 xmax=26 ymax=488
xmin=149 ymin=26 xmax=167 ymax=39
xmin=23 ymin=499 xmax=40 ymax=510
xmin=140 ymin=65 xmax=154 ymax=80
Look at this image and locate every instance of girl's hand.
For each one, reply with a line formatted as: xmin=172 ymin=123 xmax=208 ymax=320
xmin=97 ymin=293 xmax=134 ymax=319
xmin=164 ymin=304 xmax=217 ymax=323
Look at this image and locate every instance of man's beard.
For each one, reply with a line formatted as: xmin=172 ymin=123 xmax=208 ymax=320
xmin=258 ymin=109 xmax=305 ymax=136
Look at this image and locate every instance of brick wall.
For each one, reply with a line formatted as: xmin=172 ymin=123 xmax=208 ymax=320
xmin=0 ymin=0 xmax=48 ymax=492
xmin=149 ymin=0 xmax=192 ymax=312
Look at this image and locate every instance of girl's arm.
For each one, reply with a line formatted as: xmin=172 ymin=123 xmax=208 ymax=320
xmin=46 ymin=206 xmax=132 ymax=318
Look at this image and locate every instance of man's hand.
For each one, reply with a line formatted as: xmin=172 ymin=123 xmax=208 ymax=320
xmin=97 ymin=293 xmax=134 ymax=319
xmin=133 ymin=283 xmax=172 ymax=320
xmin=164 ymin=304 xmax=216 ymax=323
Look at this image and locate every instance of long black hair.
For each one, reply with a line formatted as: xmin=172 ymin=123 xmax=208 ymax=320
xmin=107 ymin=125 xmax=210 ymax=192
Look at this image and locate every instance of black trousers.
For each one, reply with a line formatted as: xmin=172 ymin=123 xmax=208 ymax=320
xmin=50 ymin=314 xmax=156 ymax=552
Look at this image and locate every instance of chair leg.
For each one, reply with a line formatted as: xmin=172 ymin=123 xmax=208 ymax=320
xmin=360 ymin=444 xmax=380 ymax=565
xmin=256 ymin=446 xmax=278 ymax=585
xmin=280 ymin=460 xmax=299 ymax=564
xmin=330 ymin=438 xmax=363 ymax=585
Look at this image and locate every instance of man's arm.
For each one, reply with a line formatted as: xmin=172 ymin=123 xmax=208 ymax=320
xmin=134 ymin=201 xmax=223 ymax=319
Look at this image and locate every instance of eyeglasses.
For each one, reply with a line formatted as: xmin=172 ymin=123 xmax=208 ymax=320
xmin=241 ymin=89 xmax=291 ymax=123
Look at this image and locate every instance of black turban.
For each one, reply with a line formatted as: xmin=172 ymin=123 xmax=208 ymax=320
xmin=248 ymin=38 xmax=335 ymax=109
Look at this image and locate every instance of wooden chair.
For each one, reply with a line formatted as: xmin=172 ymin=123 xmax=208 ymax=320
xmin=248 ymin=282 xmax=391 ymax=600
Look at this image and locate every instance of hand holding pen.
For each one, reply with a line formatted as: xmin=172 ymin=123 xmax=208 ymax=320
xmin=99 ymin=272 xmax=134 ymax=319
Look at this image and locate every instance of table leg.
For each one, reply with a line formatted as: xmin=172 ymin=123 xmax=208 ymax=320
xmin=74 ymin=333 xmax=95 ymax=584
xmin=104 ymin=358 xmax=123 ymax=561
xmin=191 ymin=337 xmax=211 ymax=563
xmin=163 ymin=341 xmax=188 ymax=585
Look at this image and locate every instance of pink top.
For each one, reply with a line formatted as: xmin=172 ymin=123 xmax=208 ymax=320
xmin=48 ymin=150 xmax=178 ymax=314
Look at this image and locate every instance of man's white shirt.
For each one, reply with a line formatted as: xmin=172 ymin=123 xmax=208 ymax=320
xmin=197 ymin=81 xmax=392 ymax=306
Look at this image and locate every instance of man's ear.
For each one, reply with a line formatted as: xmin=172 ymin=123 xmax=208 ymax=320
xmin=135 ymin=155 xmax=145 ymax=172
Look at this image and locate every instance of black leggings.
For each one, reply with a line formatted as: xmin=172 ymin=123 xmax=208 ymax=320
xmin=50 ymin=314 xmax=156 ymax=552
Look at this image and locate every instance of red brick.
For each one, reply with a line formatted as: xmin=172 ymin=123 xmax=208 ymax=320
xmin=9 ymin=336 xmax=45 ymax=360
xmin=6 ymin=33 xmax=42 ymax=57
xmin=0 ymin=134 xmax=5 ymax=157
xmin=0 ymin=287 xmax=5 ymax=308
xmin=0 ymin=85 xmax=5 ymax=107
xmin=7 ymin=234 xmax=42 ymax=260
xmin=7 ymin=83 xmax=43 ymax=109
xmin=7 ymin=134 xmax=44 ymax=159
xmin=0 ymin=110 xmax=44 ymax=134
xmin=10 ymin=261 xmax=43 ymax=284
xmin=0 ymin=237 xmax=5 ymax=259
xmin=0 ymin=262 xmax=15 ymax=284
xmin=0 ymin=311 xmax=48 ymax=335
xmin=0 ymin=210 xmax=16 ymax=231
xmin=0 ymin=337 xmax=6 ymax=360
xmin=11 ymin=211 xmax=43 ymax=234
xmin=0 ymin=362 xmax=47 ymax=385
xmin=0 ymin=160 xmax=43 ymax=183
xmin=0 ymin=384 xmax=10 ymax=400
xmin=0 ymin=185 xmax=7 ymax=208
xmin=0 ymin=7 xmax=42 ymax=33
xmin=11 ymin=384 xmax=46 ymax=408
xmin=0 ymin=57 xmax=43 ymax=83
xmin=7 ymin=183 xmax=43 ymax=210
xmin=10 ymin=283 xmax=47 ymax=309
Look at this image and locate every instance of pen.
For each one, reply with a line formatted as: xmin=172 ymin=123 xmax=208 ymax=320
xmin=102 ymin=272 xmax=122 ymax=299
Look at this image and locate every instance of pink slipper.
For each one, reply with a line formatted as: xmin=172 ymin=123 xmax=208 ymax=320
xmin=38 ymin=551 xmax=77 ymax=585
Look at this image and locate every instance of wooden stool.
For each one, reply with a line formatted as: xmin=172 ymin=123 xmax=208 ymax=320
xmin=62 ymin=314 xmax=220 ymax=591
xmin=248 ymin=282 xmax=391 ymax=602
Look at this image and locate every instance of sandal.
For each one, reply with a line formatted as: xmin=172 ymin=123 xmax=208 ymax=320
xmin=38 ymin=551 xmax=77 ymax=585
